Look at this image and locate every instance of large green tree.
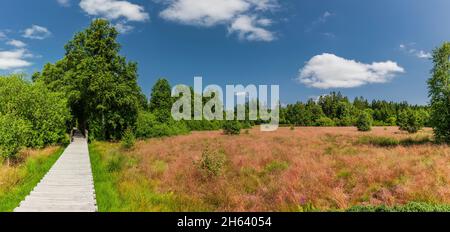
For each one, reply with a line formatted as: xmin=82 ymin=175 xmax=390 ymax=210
xmin=428 ymin=42 xmax=450 ymax=143
xmin=149 ymin=78 xmax=173 ymax=123
xmin=33 ymin=19 xmax=143 ymax=140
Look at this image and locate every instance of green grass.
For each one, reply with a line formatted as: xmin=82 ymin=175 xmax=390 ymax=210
xmin=346 ymin=202 xmax=450 ymax=212
xmin=0 ymin=147 xmax=64 ymax=212
xmin=89 ymin=142 xmax=209 ymax=212
xmin=357 ymin=135 xmax=432 ymax=147
xmin=88 ymin=143 xmax=122 ymax=212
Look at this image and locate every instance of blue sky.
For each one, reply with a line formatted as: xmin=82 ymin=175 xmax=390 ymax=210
xmin=1 ymin=0 xmax=449 ymax=105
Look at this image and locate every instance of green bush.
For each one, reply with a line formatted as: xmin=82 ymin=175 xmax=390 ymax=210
xmin=398 ymin=109 xmax=423 ymax=134
xmin=135 ymin=111 xmax=190 ymax=139
xmin=347 ymin=202 xmax=450 ymax=212
xmin=135 ymin=111 xmax=158 ymax=138
xmin=222 ymin=120 xmax=242 ymax=135
xmin=0 ymin=114 xmax=32 ymax=161
xmin=0 ymin=75 xmax=70 ymax=148
xmin=186 ymin=120 xmax=223 ymax=131
xmin=121 ymin=128 xmax=136 ymax=150
xmin=315 ymin=117 xmax=336 ymax=127
xmin=356 ymin=111 xmax=372 ymax=132
xmin=197 ymin=148 xmax=226 ymax=177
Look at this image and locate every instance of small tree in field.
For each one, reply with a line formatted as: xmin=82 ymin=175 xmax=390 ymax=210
xmin=428 ymin=42 xmax=450 ymax=143
xmin=398 ymin=109 xmax=423 ymax=134
xmin=121 ymin=127 xmax=136 ymax=150
xmin=356 ymin=111 xmax=372 ymax=132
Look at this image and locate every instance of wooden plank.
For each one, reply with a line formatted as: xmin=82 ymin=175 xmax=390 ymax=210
xmin=14 ymin=134 xmax=97 ymax=212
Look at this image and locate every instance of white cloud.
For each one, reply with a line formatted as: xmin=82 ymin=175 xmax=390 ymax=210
xmin=229 ymin=15 xmax=274 ymax=41
xmin=416 ymin=50 xmax=432 ymax=59
xmin=160 ymin=0 xmax=250 ymax=26
xmin=79 ymin=0 xmax=149 ymax=22
xmin=23 ymin=25 xmax=51 ymax=40
xmin=298 ymin=53 xmax=404 ymax=89
xmin=316 ymin=11 xmax=332 ymax=24
xmin=0 ymin=49 xmax=32 ymax=70
xmin=0 ymin=32 xmax=6 ymax=40
xmin=159 ymin=0 xmax=278 ymax=42
xmin=322 ymin=32 xmax=335 ymax=38
xmin=7 ymin=39 xmax=27 ymax=48
xmin=114 ymin=21 xmax=134 ymax=33
xmin=306 ymin=11 xmax=334 ymax=32
xmin=57 ymin=0 xmax=70 ymax=7
xmin=399 ymin=43 xmax=431 ymax=59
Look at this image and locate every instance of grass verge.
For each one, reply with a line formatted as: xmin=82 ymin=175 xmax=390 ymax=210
xmin=88 ymin=143 xmax=122 ymax=211
xmin=0 ymin=147 xmax=64 ymax=212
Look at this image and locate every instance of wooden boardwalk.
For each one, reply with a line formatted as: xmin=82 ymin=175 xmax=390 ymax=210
xmin=15 ymin=133 xmax=97 ymax=212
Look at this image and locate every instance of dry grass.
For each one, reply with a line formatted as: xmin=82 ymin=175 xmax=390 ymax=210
xmin=0 ymin=147 xmax=58 ymax=192
xmin=95 ymin=127 xmax=450 ymax=211
xmin=0 ymin=146 xmax=62 ymax=211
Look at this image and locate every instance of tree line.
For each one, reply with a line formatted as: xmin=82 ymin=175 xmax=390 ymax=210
xmin=1 ymin=19 xmax=450 ymax=163
xmin=279 ymin=92 xmax=430 ymax=131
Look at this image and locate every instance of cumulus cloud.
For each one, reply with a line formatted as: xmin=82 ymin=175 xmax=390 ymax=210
xmin=57 ymin=0 xmax=71 ymax=7
xmin=298 ymin=53 xmax=404 ymax=89
xmin=400 ymin=43 xmax=431 ymax=59
xmin=79 ymin=0 xmax=149 ymax=22
xmin=7 ymin=39 xmax=27 ymax=48
xmin=23 ymin=25 xmax=51 ymax=40
xmin=0 ymin=49 xmax=32 ymax=70
xmin=160 ymin=0 xmax=250 ymax=26
xmin=159 ymin=0 xmax=278 ymax=41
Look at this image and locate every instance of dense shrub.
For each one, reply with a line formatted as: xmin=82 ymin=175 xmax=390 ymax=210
xmin=186 ymin=120 xmax=223 ymax=131
xmin=315 ymin=117 xmax=336 ymax=127
xmin=0 ymin=75 xmax=70 ymax=161
xmin=197 ymin=148 xmax=226 ymax=177
xmin=0 ymin=76 xmax=70 ymax=147
xmin=338 ymin=116 xmax=354 ymax=127
xmin=223 ymin=120 xmax=242 ymax=135
xmin=135 ymin=111 xmax=159 ymax=138
xmin=0 ymin=114 xmax=32 ymax=161
xmin=135 ymin=111 xmax=190 ymax=139
xmin=356 ymin=111 xmax=372 ymax=132
xmin=398 ymin=109 xmax=423 ymax=134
